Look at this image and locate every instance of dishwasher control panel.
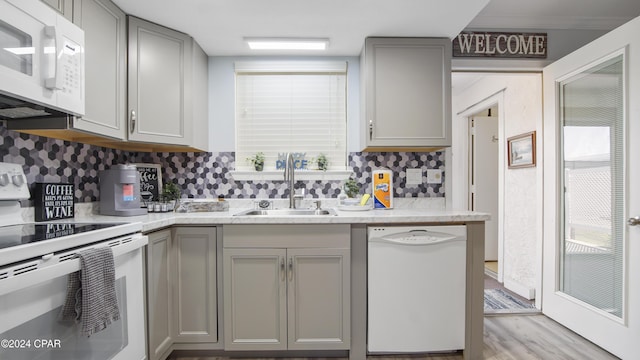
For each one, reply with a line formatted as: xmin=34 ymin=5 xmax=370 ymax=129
xmin=368 ymin=226 xmax=467 ymax=245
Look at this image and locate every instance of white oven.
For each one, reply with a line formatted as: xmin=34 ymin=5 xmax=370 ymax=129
xmin=0 ymin=0 xmax=84 ymax=117
xmin=0 ymin=230 xmax=148 ymax=360
xmin=0 ymin=162 xmax=147 ymax=360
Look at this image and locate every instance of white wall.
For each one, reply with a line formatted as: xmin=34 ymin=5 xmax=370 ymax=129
xmin=452 ymin=73 xmax=542 ymax=298
xmin=208 ymin=56 xmax=360 ymax=153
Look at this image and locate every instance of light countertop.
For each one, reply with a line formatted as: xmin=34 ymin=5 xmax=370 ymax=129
xmin=68 ymin=206 xmax=490 ymax=233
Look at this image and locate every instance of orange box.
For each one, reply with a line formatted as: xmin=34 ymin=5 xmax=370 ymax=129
xmin=372 ymin=169 xmax=393 ymax=209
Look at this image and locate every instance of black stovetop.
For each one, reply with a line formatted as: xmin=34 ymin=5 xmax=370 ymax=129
xmin=0 ymin=223 xmax=126 ymax=250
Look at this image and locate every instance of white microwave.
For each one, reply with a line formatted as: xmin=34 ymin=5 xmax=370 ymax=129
xmin=0 ymin=0 xmax=84 ymax=119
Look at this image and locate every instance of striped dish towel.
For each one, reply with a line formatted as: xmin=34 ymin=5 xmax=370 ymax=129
xmin=60 ymin=246 xmax=120 ymax=336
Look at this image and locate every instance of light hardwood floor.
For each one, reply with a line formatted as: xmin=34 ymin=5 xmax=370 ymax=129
xmin=172 ymin=314 xmax=619 ymax=360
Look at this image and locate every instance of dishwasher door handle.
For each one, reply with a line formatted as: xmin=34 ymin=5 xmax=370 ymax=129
xmin=371 ymin=234 xmax=463 ymax=246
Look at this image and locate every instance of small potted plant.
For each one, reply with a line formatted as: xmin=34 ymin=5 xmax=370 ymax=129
xmin=317 ymin=153 xmax=328 ymax=171
xmin=343 ymin=177 xmax=360 ymax=198
xmin=247 ymin=152 xmax=265 ymax=171
xmin=161 ymin=181 xmax=181 ymax=211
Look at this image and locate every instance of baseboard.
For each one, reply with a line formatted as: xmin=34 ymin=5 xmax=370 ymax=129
xmin=504 ymin=278 xmax=536 ymax=300
xmin=484 ymin=267 xmax=498 ymax=280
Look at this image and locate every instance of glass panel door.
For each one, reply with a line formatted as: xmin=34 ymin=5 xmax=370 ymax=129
xmin=559 ymin=54 xmax=624 ymax=318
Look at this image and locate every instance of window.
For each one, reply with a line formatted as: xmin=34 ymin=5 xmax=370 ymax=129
xmin=234 ymin=61 xmax=347 ymax=172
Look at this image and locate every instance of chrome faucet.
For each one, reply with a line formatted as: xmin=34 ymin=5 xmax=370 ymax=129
xmin=284 ymin=152 xmax=296 ymax=208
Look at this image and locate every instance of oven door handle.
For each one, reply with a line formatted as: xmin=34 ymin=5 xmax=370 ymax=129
xmin=0 ymin=235 xmax=147 ymax=297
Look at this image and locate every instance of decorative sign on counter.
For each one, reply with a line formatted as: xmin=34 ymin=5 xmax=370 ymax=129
xmin=133 ymin=163 xmax=163 ymax=207
xmin=276 ymin=153 xmax=308 ymax=170
xmin=453 ymin=31 xmax=547 ymax=59
xmin=34 ymin=183 xmax=75 ymax=222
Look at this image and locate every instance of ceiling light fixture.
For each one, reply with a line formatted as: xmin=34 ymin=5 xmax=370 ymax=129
xmin=245 ymin=37 xmax=329 ymax=51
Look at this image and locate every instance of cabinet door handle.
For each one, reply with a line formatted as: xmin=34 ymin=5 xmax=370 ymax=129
xmin=130 ymin=110 xmax=136 ymax=134
xmin=288 ymin=258 xmax=293 ymax=281
xmin=369 ymin=119 xmax=374 ymax=141
xmin=280 ymin=257 xmax=285 ymax=281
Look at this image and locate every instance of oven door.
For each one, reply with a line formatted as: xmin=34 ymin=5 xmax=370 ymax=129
xmin=0 ymin=235 xmax=147 ymax=360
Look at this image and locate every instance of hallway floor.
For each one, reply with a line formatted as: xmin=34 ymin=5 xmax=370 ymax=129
xmin=483 ymin=261 xmax=536 ymax=312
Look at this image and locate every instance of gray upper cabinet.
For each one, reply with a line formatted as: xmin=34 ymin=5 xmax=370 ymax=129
xmin=72 ymin=0 xmax=127 ymax=140
xmin=40 ymin=0 xmax=74 ymax=21
xmin=30 ymin=4 xmax=209 ymax=151
xmin=128 ymin=16 xmax=193 ymax=146
xmin=223 ymin=225 xmax=351 ymax=352
xmin=360 ymin=37 xmax=452 ymax=150
xmin=187 ymin=41 xmax=209 ymax=151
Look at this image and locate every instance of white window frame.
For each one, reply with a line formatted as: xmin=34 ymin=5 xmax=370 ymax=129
xmin=231 ymin=61 xmax=350 ymax=181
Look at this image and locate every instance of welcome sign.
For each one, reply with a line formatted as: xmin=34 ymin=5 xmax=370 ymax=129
xmin=453 ymin=31 xmax=548 ymax=59
xmin=34 ymin=183 xmax=75 ymax=221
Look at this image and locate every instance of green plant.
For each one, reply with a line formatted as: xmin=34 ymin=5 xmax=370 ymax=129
xmin=247 ymin=152 xmax=265 ymax=171
xmin=317 ymin=153 xmax=328 ymax=171
xmin=162 ymin=181 xmax=181 ymax=202
xmin=343 ymin=177 xmax=360 ymax=198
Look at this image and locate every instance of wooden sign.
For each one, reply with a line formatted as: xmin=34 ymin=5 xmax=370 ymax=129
xmin=34 ymin=183 xmax=75 ymax=222
xmin=133 ymin=163 xmax=163 ymax=206
xmin=453 ymin=32 xmax=547 ymax=58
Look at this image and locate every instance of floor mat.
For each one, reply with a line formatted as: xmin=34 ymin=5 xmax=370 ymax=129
xmin=484 ymin=288 xmax=539 ymax=314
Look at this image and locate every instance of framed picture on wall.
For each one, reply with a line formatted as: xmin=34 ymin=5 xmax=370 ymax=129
xmin=507 ymin=131 xmax=536 ymax=169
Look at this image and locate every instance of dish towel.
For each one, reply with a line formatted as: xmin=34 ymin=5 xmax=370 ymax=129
xmin=60 ymin=246 xmax=120 ymax=337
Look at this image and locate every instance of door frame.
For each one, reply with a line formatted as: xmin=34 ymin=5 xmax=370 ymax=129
xmin=469 ymin=113 xmax=500 ymax=263
xmin=455 ymin=90 xmax=506 ymax=283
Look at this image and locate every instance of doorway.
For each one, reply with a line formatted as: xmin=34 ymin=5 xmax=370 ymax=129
xmin=451 ymin=73 xmax=542 ymax=305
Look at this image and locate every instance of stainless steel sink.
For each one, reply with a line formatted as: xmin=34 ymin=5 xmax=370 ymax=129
xmin=233 ymin=208 xmax=337 ymax=216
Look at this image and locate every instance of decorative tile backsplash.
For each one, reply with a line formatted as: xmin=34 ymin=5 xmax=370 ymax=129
xmin=1 ymin=125 xmax=445 ymax=203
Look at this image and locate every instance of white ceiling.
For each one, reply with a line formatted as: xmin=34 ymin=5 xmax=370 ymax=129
xmin=468 ymin=0 xmax=640 ymax=31
xmin=113 ymin=0 xmax=490 ymax=56
xmin=112 ymin=0 xmax=640 ymax=57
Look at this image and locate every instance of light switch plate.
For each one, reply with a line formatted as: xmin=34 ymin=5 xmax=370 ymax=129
xmin=406 ymin=168 xmax=422 ymax=185
xmin=426 ymin=169 xmax=442 ymax=184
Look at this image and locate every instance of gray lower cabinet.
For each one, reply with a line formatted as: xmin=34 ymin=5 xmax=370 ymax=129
xmin=147 ymin=229 xmax=173 ymax=360
xmin=287 ymin=247 xmax=350 ymax=350
xmin=223 ymin=225 xmax=351 ymax=351
xmin=146 ymin=227 xmax=218 ymax=360
xmin=172 ymin=227 xmax=218 ymax=343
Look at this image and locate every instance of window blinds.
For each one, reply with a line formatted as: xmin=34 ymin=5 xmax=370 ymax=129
xmin=235 ymin=61 xmax=347 ymax=171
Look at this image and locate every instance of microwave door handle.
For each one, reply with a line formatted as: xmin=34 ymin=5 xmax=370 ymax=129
xmin=43 ymin=26 xmax=62 ymax=90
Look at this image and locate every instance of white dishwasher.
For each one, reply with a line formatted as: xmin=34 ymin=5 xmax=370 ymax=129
xmin=367 ymin=225 xmax=466 ymax=353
